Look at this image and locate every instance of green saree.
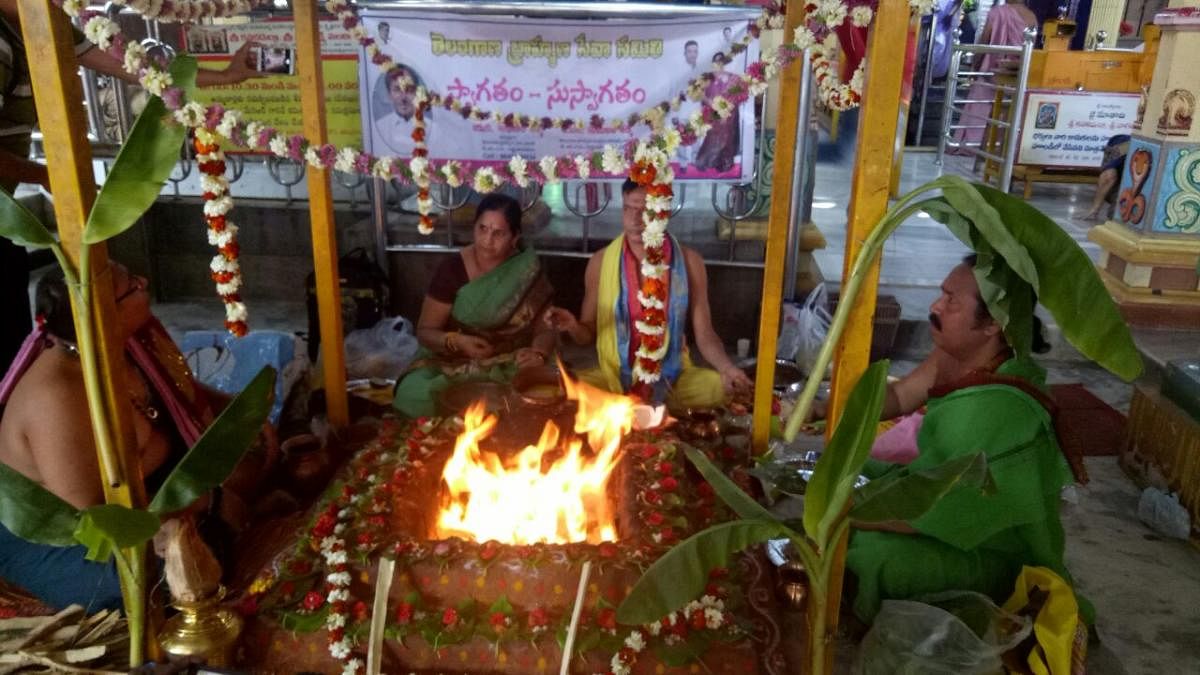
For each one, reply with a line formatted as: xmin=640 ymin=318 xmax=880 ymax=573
xmin=392 ymin=248 xmax=553 ymax=418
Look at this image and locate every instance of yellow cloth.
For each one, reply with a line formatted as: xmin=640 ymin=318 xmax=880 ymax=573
xmin=591 ymin=236 xmax=724 ymax=408
xmin=1002 ymin=566 xmax=1081 ymax=675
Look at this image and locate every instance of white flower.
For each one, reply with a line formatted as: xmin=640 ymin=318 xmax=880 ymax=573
xmin=200 ymin=174 xmax=228 ymax=195
xmin=327 ymin=571 xmax=352 ymax=586
xmin=334 ymin=147 xmax=358 ymax=173
xmin=661 ymin=128 xmax=682 ymax=154
xmin=633 ymin=143 xmax=667 ymax=168
xmin=749 ymin=78 xmax=769 ymax=97
xmin=820 ymin=0 xmax=848 ymax=27
xmin=269 ymin=135 xmax=290 ymax=158
xmin=711 ymin=96 xmax=734 ymax=120
xmin=767 ymin=13 xmax=785 ymax=29
xmin=243 ymin=122 xmax=265 ymax=148
xmin=645 ymin=195 xmax=672 ymax=213
xmin=216 ymin=279 xmax=241 ymax=296
xmin=334 ymin=522 xmax=346 ymax=534
xmin=224 ymin=301 xmax=247 ymax=323
xmin=849 ymin=64 xmax=866 ymax=94
xmin=61 ymin=0 xmax=85 ymax=16
xmin=472 ymin=166 xmax=499 ymax=193
xmin=641 ymin=106 xmax=665 ymax=130
xmin=326 ymin=612 xmax=347 ymax=629
xmin=328 ymin=588 xmax=352 ymax=603
xmin=624 ymin=630 xmax=646 ymax=651
xmin=349 ymin=25 xmax=368 ymax=42
xmin=538 ymin=156 xmax=558 ymax=184
xmin=704 ymin=607 xmax=724 ymax=629
xmin=304 ymin=147 xmax=322 ymax=168
xmin=418 ymin=220 xmax=435 ymax=235
xmin=409 ymin=155 xmax=429 ymax=180
xmin=319 ymin=536 xmax=339 ymax=552
xmin=851 ymin=6 xmax=875 ymax=27
xmin=641 ymin=261 xmax=669 ymax=280
xmin=641 ymin=226 xmax=666 ymax=250
xmin=325 ymin=549 xmax=348 ymax=565
xmin=700 ymin=594 xmax=724 ymax=610
xmin=372 ymin=158 xmax=393 ymax=179
xmin=84 ymin=17 xmax=119 ymax=51
xmin=328 ymin=638 xmax=352 ymax=660
xmin=910 ymin=0 xmax=937 ymax=15
xmin=342 ymin=659 xmax=363 ymax=675
xmin=123 ymin=42 xmax=147 ymax=75
xmin=610 ymin=656 xmax=631 ymax=675
xmin=204 ymin=196 xmax=234 ymax=217
xmin=440 ymin=160 xmax=463 ymax=187
xmin=508 ymin=155 xmax=529 ymax=188
xmin=573 ymin=155 xmax=590 ymax=180
xmin=647 ymin=620 xmax=662 ymax=636
xmin=140 ymin=69 xmax=172 ymax=98
xmin=601 ymin=145 xmax=628 ymax=175
xmin=634 ymin=320 xmax=666 ymax=336
xmin=206 ymin=225 xmax=238 ymax=247
xmin=216 ymin=110 xmax=242 ymax=140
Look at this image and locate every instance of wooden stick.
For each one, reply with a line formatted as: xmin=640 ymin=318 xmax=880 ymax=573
xmin=366 ymin=557 xmax=397 ymax=675
xmin=559 ymin=560 xmax=593 ymax=675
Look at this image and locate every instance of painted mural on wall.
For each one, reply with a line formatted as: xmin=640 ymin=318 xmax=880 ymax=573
xmin=1118 ymin=144 xmax=1155 ymax=226
xmin=1158 ymin=88 xmax=1195 ymax=137
xmin=1155 ymin=147 xmax=1200 ymax=235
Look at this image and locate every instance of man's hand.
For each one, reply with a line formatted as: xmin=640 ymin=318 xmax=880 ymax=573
xmin=514 ymin=347 xmax=547 ymax=370
xmin=196 ymin=41 xmax=267 ymax=87
xmin=720 ymin=365 xmax=753 ymax=393
xmin=543 ymin=306 xmax=579 ymax=333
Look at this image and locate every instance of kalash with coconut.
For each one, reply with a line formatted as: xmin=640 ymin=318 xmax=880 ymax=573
xmin=235 ymin=374 xmax=786 ymax=674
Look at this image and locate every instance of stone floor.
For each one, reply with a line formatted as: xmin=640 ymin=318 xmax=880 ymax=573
xmin=145 ymin=147 xmax=1200 ymax=675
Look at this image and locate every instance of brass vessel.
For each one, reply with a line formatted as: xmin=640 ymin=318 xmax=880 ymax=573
xmin=158 ymin=586 xmax=243 ymax=667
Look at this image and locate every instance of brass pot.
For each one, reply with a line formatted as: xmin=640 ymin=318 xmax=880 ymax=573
xmin=777 ymin=560 xmax=809 ymax=611
xmin=158 ymin=586 xmax=243 ymax=667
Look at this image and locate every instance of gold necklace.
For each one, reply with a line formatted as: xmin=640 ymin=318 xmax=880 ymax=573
xmin=61 ymin=342 xmax=160 ymax=421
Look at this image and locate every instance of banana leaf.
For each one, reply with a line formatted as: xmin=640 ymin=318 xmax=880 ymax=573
xmin=849 ymin=452 xmax=994 ymax=523
xmin=684 ymin=446 xmax=778 ymax=522
xmin=0 ymin=462 xmax=79 ymax=547
xmin=148 ymin=366 xmax=276 ymax=515
xmin=0 ymin=191 xmax=55 ymax=249
xmin=84 ymin=56 xmax=198 ymax=244
xmin=803 ymin=360 xmax=889 ymax=545
xmin=928 ymin=182 xmax=1142 ymax=381
xmin=73 ymin=504 xmax=161 ymax=563
xmin=615 ymin=519 xmax=794 ymax=626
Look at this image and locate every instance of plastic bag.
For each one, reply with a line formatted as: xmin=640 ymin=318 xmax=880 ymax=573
xmin=344 ymin=316 xmax=419 ymax=381
xmin=855 ymin=591 xmax=1032 ymax=675
xmin=1137 ymin=487 xmax=1192 ymax=540
xmin=794 ymin=283 xmax=832 ymax=377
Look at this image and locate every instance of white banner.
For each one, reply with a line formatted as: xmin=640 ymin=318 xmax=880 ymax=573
xmin=1016 ymin=90 xmax=1140 ymax=168
xmin=358 ymin=8 xmax=760 ymax=181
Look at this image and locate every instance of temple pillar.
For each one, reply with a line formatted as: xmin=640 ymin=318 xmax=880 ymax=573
xmin=1086 ymin=0 xmax=1128 ymax=47
xmin=1089 ymin=1 xmax=1200 ymax=328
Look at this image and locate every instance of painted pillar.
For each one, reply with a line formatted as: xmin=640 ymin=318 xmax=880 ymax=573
xmin=1089 ymin=1 xmax=1200 ymax=328
xmin=1087 ymin=0 xmax=1128 ymax=47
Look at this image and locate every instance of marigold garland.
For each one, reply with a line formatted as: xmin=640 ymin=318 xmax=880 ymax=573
xmin=196 ymin=129 xmax=248 ymax=336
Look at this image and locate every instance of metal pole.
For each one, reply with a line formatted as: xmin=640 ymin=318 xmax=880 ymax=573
xmin=914 ymin=16 xmax=937 ymax=146
xmin=782 ymin=48 xmax=812 ymax=302
xmin=935 ymin=28 xmax=963 ymax=166
xmin=999 ymin=27 xmax=1036 ymax=194
xmin=372 ymin=176 xmax=389 ymax=270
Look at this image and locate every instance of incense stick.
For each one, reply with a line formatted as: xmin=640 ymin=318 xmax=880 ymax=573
xmin=366 ymin=557 xmax=396 ymax=675
xmin=559 ymin=560 xmax=593 ymax=675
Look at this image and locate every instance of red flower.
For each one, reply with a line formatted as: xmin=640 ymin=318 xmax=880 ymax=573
xmin=670 ymin=615 xmax=689 ymax=636
xmin=617 ymin=646 xmax=637 ymax=664
xmin=629 ymin=161 xmax=657 ymax=185
xmin=657 ymin=461 xmax=674 ymax=476
xmin=646 ymin=511 xmax=665 ymax=526
xmin=593 ymin=607 xmax=616 ymax=631
xmin=442 ymin=607 xmax=458 ymax=627
xmin=312 ymin=512 xmax=337 ymax=539
xmin=647 ymin=183 xmax=672 ymax=198
xmin=235 ymin=594 xmax=258 ymax=617
xmin=395 ymin=602 xmax=414 ymax=625
xmin=643 ymin=490 xmax=662 ymax=505
xmin=302 ymin=590 xmax=324 ymax=612
xmin=709 ymin=567 xmax=728 ymax=579
xmin=490 ymin=611 xmax=509 ymax=631
xmin=280 ymin=580 xmax=295 ymax=597
xmin=697 ymin=481 xmax=715 ymax=498
xmin=356 ymin=532 xmax=374 ymax=548
xmin=528 ymin=606 xmax=550 ymax=628
xmin=660 ymin=476 xmax=679 ymax=492
xmin=411 ymin=127 xmax=426 ymax=143
xmin=691 ymin=609 xmax=707 ymax=630
xmin=638 ymin=445 xmax=659 ymax=460
xmin=479 ymin=540 xmax=500 ymax=562
xmin=353 ymin=600 xmax=369 ymax=622
xmin=659 ymin=526 xmax=676 ymax=543
xmin=597 ymin=542 xmax=619 ymax=559
xmin=368 ymin=514 xmax=387 ymax=528
xmin=721 ymin=445 xmax=738 ymax=460
xmin=288 ymin=559 xmax=312 ymax=576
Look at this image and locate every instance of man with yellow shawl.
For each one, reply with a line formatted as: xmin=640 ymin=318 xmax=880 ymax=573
xmin=546 ymin=179 xmax=751 ymax=407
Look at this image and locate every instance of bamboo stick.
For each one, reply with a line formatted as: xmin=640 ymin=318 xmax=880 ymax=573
xmin=560 ymin=561 xmax=593 ymax=675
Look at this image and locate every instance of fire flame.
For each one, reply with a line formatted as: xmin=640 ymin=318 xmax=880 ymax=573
xmin=436 ymin=375 xmax=635 ymax=545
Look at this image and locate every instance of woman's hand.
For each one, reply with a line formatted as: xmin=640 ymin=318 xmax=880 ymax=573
xmin=452 ymin=334 xmax=495 ymax=359
xmin=515 ymin=347 xmax=548 ymax=370
xmin=543 ymin=306 xmax=579 ymax=333
xmin=196 ymin=41 xmax=267 ymax=87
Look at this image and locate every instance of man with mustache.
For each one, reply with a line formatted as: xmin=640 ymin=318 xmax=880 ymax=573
xmin=843 ymin=255 xmax=1089 ymax=625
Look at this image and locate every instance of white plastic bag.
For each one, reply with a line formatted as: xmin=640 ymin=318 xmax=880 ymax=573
xmin=855 ymin=592 xmax=1032 ymax=675
xmin=794 ymin=283 xmax=832 ymax=377
xmin=344 ymin=316 xmax=419 ymax=381
xmin=1138 ymin=487 xmax=1192 ymax=540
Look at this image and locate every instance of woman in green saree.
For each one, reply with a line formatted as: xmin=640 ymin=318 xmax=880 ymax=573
xmin=392 ymin=193 xmax=557 ymax=417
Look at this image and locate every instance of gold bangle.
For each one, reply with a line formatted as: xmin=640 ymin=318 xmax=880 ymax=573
xmin=444 ymin=331 xmax=459 ymax=354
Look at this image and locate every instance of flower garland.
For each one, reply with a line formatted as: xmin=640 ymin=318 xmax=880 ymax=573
xmin=66 ymin=0 xmax=254 ymax=23
xmin=195 ymin=129 xmax=249 ymax=335
xmin=627 ymin=141 xmax=676 ymax=398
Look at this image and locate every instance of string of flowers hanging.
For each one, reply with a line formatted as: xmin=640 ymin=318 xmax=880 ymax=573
xmin=195 ymin=129 xmax=249 ymax=335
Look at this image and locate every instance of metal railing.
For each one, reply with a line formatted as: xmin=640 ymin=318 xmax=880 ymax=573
xmin=935 ymin=27 xmax=1037 ymax=193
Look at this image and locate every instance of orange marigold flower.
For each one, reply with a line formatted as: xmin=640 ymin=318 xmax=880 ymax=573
xmin=629 ymin=161 xmax=657 ymax=185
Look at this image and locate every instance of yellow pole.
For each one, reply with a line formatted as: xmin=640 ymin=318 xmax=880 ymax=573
xmin=294 ymin=0 xmax=349 ymax=428
xmin=752 ymin=0 xmax=807 ymax=453
xmin=17 ymin=0 xmax=143 ymax=510
xmin=814 ymin=3 xmax=911 ymax=672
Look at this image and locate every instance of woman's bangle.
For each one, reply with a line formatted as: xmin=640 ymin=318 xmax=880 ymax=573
xmin=444 ymin=331 xmax=459 ymax=354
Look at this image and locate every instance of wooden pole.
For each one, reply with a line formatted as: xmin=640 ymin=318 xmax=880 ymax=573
xmin=814 ymin=3 xmax=911 ymax=672
xmin=752 ymin=0 xmax=807 ymax=453
xmin=17 ymin=0 xmax=143 ymax=510
xmin=294 ymin=0 xmax=349 ymax=428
